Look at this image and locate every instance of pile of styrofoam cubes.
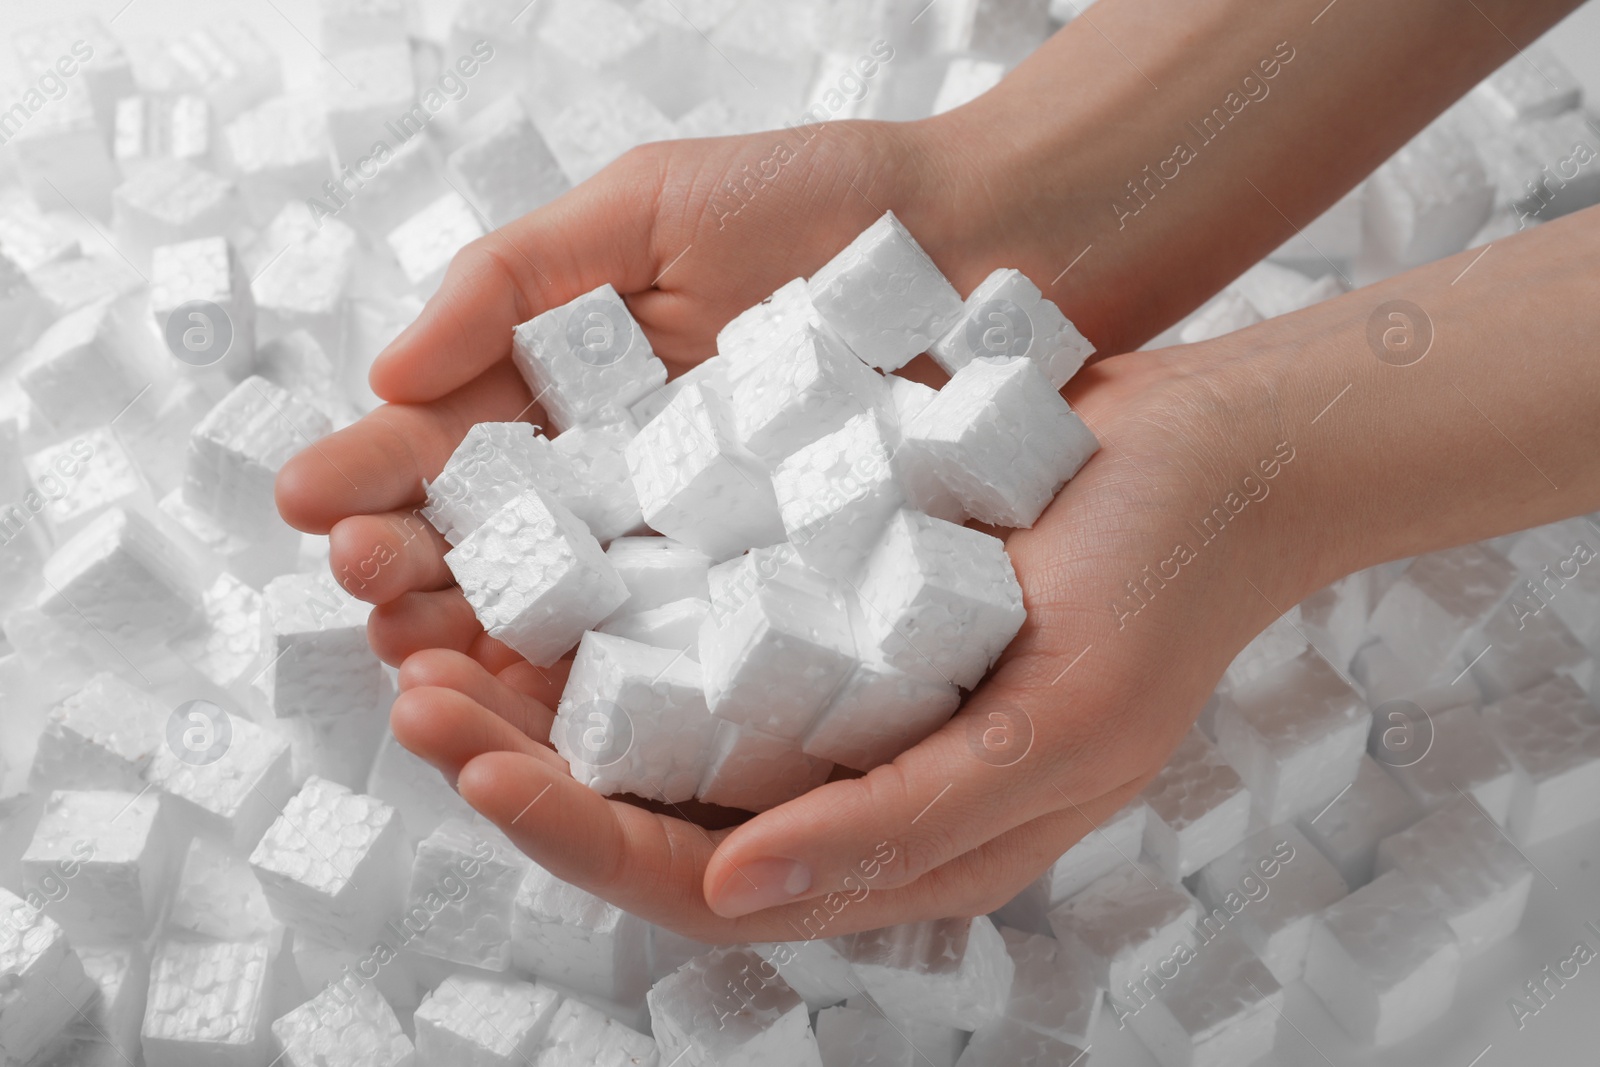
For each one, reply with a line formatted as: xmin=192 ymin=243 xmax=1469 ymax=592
xmin=0 ymin=0 xmax=1597 ymax=1064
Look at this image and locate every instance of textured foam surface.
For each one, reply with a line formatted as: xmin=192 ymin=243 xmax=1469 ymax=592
xmin=1140 ymin=729 xmax=1254 ymax=881
xmin=930 ymin=267 xmax=1094 ymax=388
xmin=512 ymin=283 xmax=668 ymax=432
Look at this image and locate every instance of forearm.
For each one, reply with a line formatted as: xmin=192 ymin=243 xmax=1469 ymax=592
xmin=922 ymin=0 xmax=1583 ymax=354
xmin=1234 ymin=204 xmax=1600 ymax=597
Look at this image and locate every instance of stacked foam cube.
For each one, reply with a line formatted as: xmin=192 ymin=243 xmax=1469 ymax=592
xmin=428 ymin=211 xmax=1096 ymax=812
xmin=0 ymin=3 xmax=1596 ymax=1065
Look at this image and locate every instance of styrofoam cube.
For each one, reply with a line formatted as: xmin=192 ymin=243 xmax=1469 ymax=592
xmin=249 ymin=776 xmax=411 ymax=950
xmin=260 ymin=571 xmax=384 ymax=718
xmin=366 ymin=731 xmax=476 ymax=845
xmin=23 ymin=426 xmax=152 ymax=541
xmin=0 ymin=886 xmax=96 ymax=1063
xmin=629 ymin=355 xmax=732 ymax=426
xmin=1471 ymin=45 xmax=1582 ymax=123
xmin=145 ymin=21 xmax=282 ymax=121
xmin=221 ymin=95 xmax=331 ymax=219
xmin=699 ymin=545 xmax=857 ymax=738
xmin=1294 ymin=754 xmax=1423 ymax=889
xmin=772 ymin=411 xmax=904 ymax=578
xmin=0 ymin=251 xmax=51 ymax=360
xmin=17 ymin=300 xmax=142 ymax=433
xmin=539 ymin=82 xmax=676 ymax=185
xmin=1123 ymin=930 xmax=1282 ymax=1067
xmin=1365 ymin=117 xmax=1495 ymax=266
xmin=248 ymin=203 xmax=359 ymax=342
xmin=8 ymin=88 xmax=119 ymax=220
xmin=1216 ymin=650 xmax=1371 ymax=823
xmin=807 ymin=211 xmax=963 ymax=371
xmin=1505 ymin=516 xmax=1600 ymax=649
xmin=1466 ymin=594 xmax=1591 ymax=703
xmin=145 ymin=704 xmax=294 ymax=849
xmin=931 ymin=268 xmax=1093 ymax=388
xmin=730 ymin=324 xmax=886 ymax=467
xmin=815 ymin=1004 xmax=916 ymax=1066
xmin=1374 ymin=797 xmax=1532 ymax=957
xmin=387 ymin=192 xmax=488 ymax=292
xmin=844 ymin=916 xmax=1014 ymax=1031
xmin=186 ymin=376 xmax=332 ymax=538
xmin=878 ymin=374 xmax=966 ymax=523
xmin=29 ymin=672 xmax=167 ymax=792
xmin=550 ymin=416 xmax=647 ymax=542
xmin=271 ymin=977 xmax=415 ymax=1067
xmin=1194 ymin=826 xmax=1347 ymax=983
xmin=537 ymin=994 xmax=660 ymax=1067
xmin=513 ymin=283 xmax=668 ymax=433
xmin=415 ymin=974 xmax=559 ymax=1064
xmin=597 ymin=596 xmax=709 ymax=656
xmin=955 ymin=1019 xmax=1086 ymax=1067
xmin=554 ymin=628 xmax=717 ymax=802
xmin=903 ymin=355 xmax=1097 ymax=528
xmin=801 ymin=652 xmax=960 ymax=771
xmin=855 ymin=509 xmax=1025 ymax=690
xmin=446 ymin=487 xmax=630 ymax=667
xmin=446 ymin=103 xmax=570 ymax=228
xmin=37 ymin=506 xmax=199 ymax=651
xmin=998 ymin=799 xmax=1153 ymax=936
xmin=14 ymin=17 xmax=135 ymax=129
xmin=1481 ymin=675 xmax=1600 ymax=844
xmin=1366 ymin=543 xmax=1519 ymax=685
xmin=717 ymin=279 xmax=820 ymax=385
xmin=1303 ymin=869 xmax=1461 ymax=1045
xmin=1296 ymin=573 xmax=1371 ymax=673
xmin=998 ymin=926 xmax=1100 ymax=1046
xmin=751 ymin=939 xmax=859 ymax=1012
xmin=0 ymin=191 xmax=79 ymax=272
xmin=627 ymin=383 xmax=784 ymax=560
xmin=697 ymin=720 xmax=833 ymax=812
xmin=604 ymin=536 xmax=714 ymax=614
xmin=168 ymin=836 xmax=283 ymax=943
xmin=1048 ymin=864 xmax=1200 ymax=996
xmin=1350 ymin=636 xmax=1481 ymax=716
xmin=289 ymin=936 xmax=422 ymax=1022
xmin=141 ymin=937 xmax=276 ymax=1066
xmin=1220 ymin=611 xmax=1307 ymax=693
xmin=151 ymin=234 xmax=258 ymax=376
xmin=111 ymin=160 xmax=240 ymax=266
xmin=172 ymin=572 xmax=267 ymax=697
xmin=423 ymin=422 xmax=572 ymax=545
xmin=114 ymin=93 xmax=211 ymax=176
xmin=405 ymin=819 xmax=530 ymax=971
xmin=648 ymin=945 xmax=822 ymax=1067
xmin=511 ymin=861 xmax=649 ymax=1003
xmin=1383 ymin=703 xmax=1515 ymax=821
xmin=323 ymin=42 xmax=416 ymax=164
xmin=1140 ymin=729 xmax=1254 ymax=880
xmin=22 ymin=789 xmax=177 ymax=941
xmin=72 ymin=943 xmax=148 ymax=1062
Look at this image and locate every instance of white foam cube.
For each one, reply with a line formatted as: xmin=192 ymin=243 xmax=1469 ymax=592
xmin=845 ymin=916 xmax=1015 ymax=1031
xmin=1296 ymin=573 xmax=1371 ymax=672
xmin=1469 ymin=598 xmax=1592 ymax=704
xmin=604 ymin=536 xmax=714 ymax=614
xmin=597 ymin=597 xmax=709 ymax=657
xmin=1294 ymin=754 xmax=1423 ymax=889
xmin=0 ymin=192 xmax=79 ymax=272
xmin=8 ymin=88 xmax=119 ymax=219
xmin=1037 ymin=798 xmax=1151 ymax=908
xmin=1383 ymin=703 xmax=1515 ymax=821
xmin=904 ymin=355 xmax=1097 ymax=528
xmin=23 ymin=789 xmax=177 ymax=941
xmin=1303 ymin=869 xmax=1461 ymax=1045
xmin=145 ymin=708 xmax=294 ymax=850
xmin=630 ymin=355 xmax=732 ymax=426
xmin=249 ymin=776 xmax=411 ymax=950
xmin=168 ymin=836 xmax=283 ymax=943
xmin=880 ymin=374 xmax=966 ymax=523
xmin=446 ymin=103 xmax=570 ymax=228
xmin=717 ymin=279 xmax=820 ymax=385
xmin=146 ymin=21 xmax=282 ymax=122
xmin=1047 ymin=864 xmax=1200 ymax=995
xmin=772 ymin=411 xmax=904 ymax=578
xmin=808 ymin=211 xmax=963 ymax=371
xmin=855 ymin=509 xmax=1025 ymax=690
xmin=698 ymin=720 xmax=833 ymax=812
xmin=248 ymin=203 xmax=359 ymax=342
xmin=23 ymin=426 xmax=152 ymax=541
xmin=387 ymin=191 xmax=488 ymax=292
xmin=648 ymin=945 xmax=822 ymax=1067
xmin=1366 ymin=543 xmax=1519 ymax=684
xmin=514 ymin=284 xmax=668 ymax=433
xmin=366 ymin=731 xmax=476 ymax=845
xmin=29 ymin=672 xmax=167 ymax=792
xmin=1123 ymin=930 xmax=1282 ymax=1067
xmin=415 ymin=974 xmax=560 ymax=1065
xmin=1505 ymin=516 xmax=1600 ymax=649
xmin=0 ymin=887 xmax=95 ymax=1063
xmin=73 ymin=943 xmax=148 ymax=1061
xmin=271 ymin=978 xmax=415 ymax=1067
xmin=1374 ymin=797 xmax=1532 ymax=957
xmin=186 ymin=376 xmax=332 ymax=538
xmin=512 ymin=862 xmax=649 ymax=1003
xmin=931 ymin=269 xmax=1093 ymax=388
xmin=37 ymin=506 xmax=198 ymax=651
xmin=17 ymin=300 xmax=142 ymax=433
xmin=261 ymin=572 xmax=384 ymax=718
xmin=446 ymin=487 xmax=630 ymax=667
xmin=114 ymin=92 xmax=211 ymax=176
xmin=1350 ymin=636 xmax=1481 ymax=717
xmin=550 ymin=416 xmax=647 ymax=542
xmin=540 ymin=82 xmax=676 ymax=185
xmin=554 ymin=631 xmax=715 ymax=803
xmin=699 ymin=546 xmax=857 ymax=738
xmin=628 ymin=383 xmax=784 ymax=559
xmin=405 ymin=819 xmax=530 ymax=971
xmin=323 ymin=42 xmax=415 ymax=165
xmin=172 ymin=572 xmax=267 ymax=697
xmin=536 ymin=995 xmax=660 ymax=1067
xmin=801 ymin=653 xmax=960 ymax=771
xmin=1140 ymin=729 xmax=1253 ymax=881
xmin=111 ymin=160 xmax=240 ymax=266
xmin=1481 ymin=675 xmax=1600 ymax=844
xmin=955 ymin=1020 xmax=1086 ymax=1067
xmin=1220 ymin=611 xmax=1307 ymax=693
xmin=1216 ymin=650 xmax=1371 ymax=823
xmin=730 ymin=323 xmax=887 ymax=469
xmin=151 ymin=235 xmax=258 ymax=374
xmin=815 ymin=1004 xmax=916 ymax=1066
xmin=1472 ymin=46 xmax=1582 ymax=122
xmin=141 ymin=937 xmax=276 ymax=1066
xmin=1365 ymin=117 xmax=1494 ymax=266
xmin=423 ymin=422 xmax=571 ymax=545
xmin=0 ymin=251 xmax=51 ymax=360
xmin=999 ymin=927 xmax=1101 ymax=1046
xmin=751 ymin=939 xmax=859 ymax=1012
xmin=221 ymin=95 xmax=332 ymax=220
xmin=1194 ymin=826 xmax=1347 ymax=983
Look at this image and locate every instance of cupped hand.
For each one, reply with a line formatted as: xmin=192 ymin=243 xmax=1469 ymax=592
xmin=276 ymin=113 xmax=1340 ymax=942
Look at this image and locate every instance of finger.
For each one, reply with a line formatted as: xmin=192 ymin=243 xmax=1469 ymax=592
xmin=390 ymin=685 xmax=559 ymax=784
xmin=370 ymin=154 xmax=666 ymax=404
xmin=275 ymin=360 xmax=533 ymax=534
xmin=368 ymin=590 xmax=482 ymax=665
xmin=701 ymin=645 xmax=1148 ymax=919
xmin=329 ymin=510 xmax=453 ymax=605
xmin=399 ymin=649 xmax=556 ymax=744
xmin=497 ymin=658 xmax=570 ymax=711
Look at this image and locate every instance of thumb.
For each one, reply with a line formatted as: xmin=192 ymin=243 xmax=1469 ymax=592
xmin=371 ymin=149 xmax=665 ymax=404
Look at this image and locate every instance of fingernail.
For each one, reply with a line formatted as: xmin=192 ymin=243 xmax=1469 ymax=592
xmin=709 ymin=858 xmax=812 ymax=918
